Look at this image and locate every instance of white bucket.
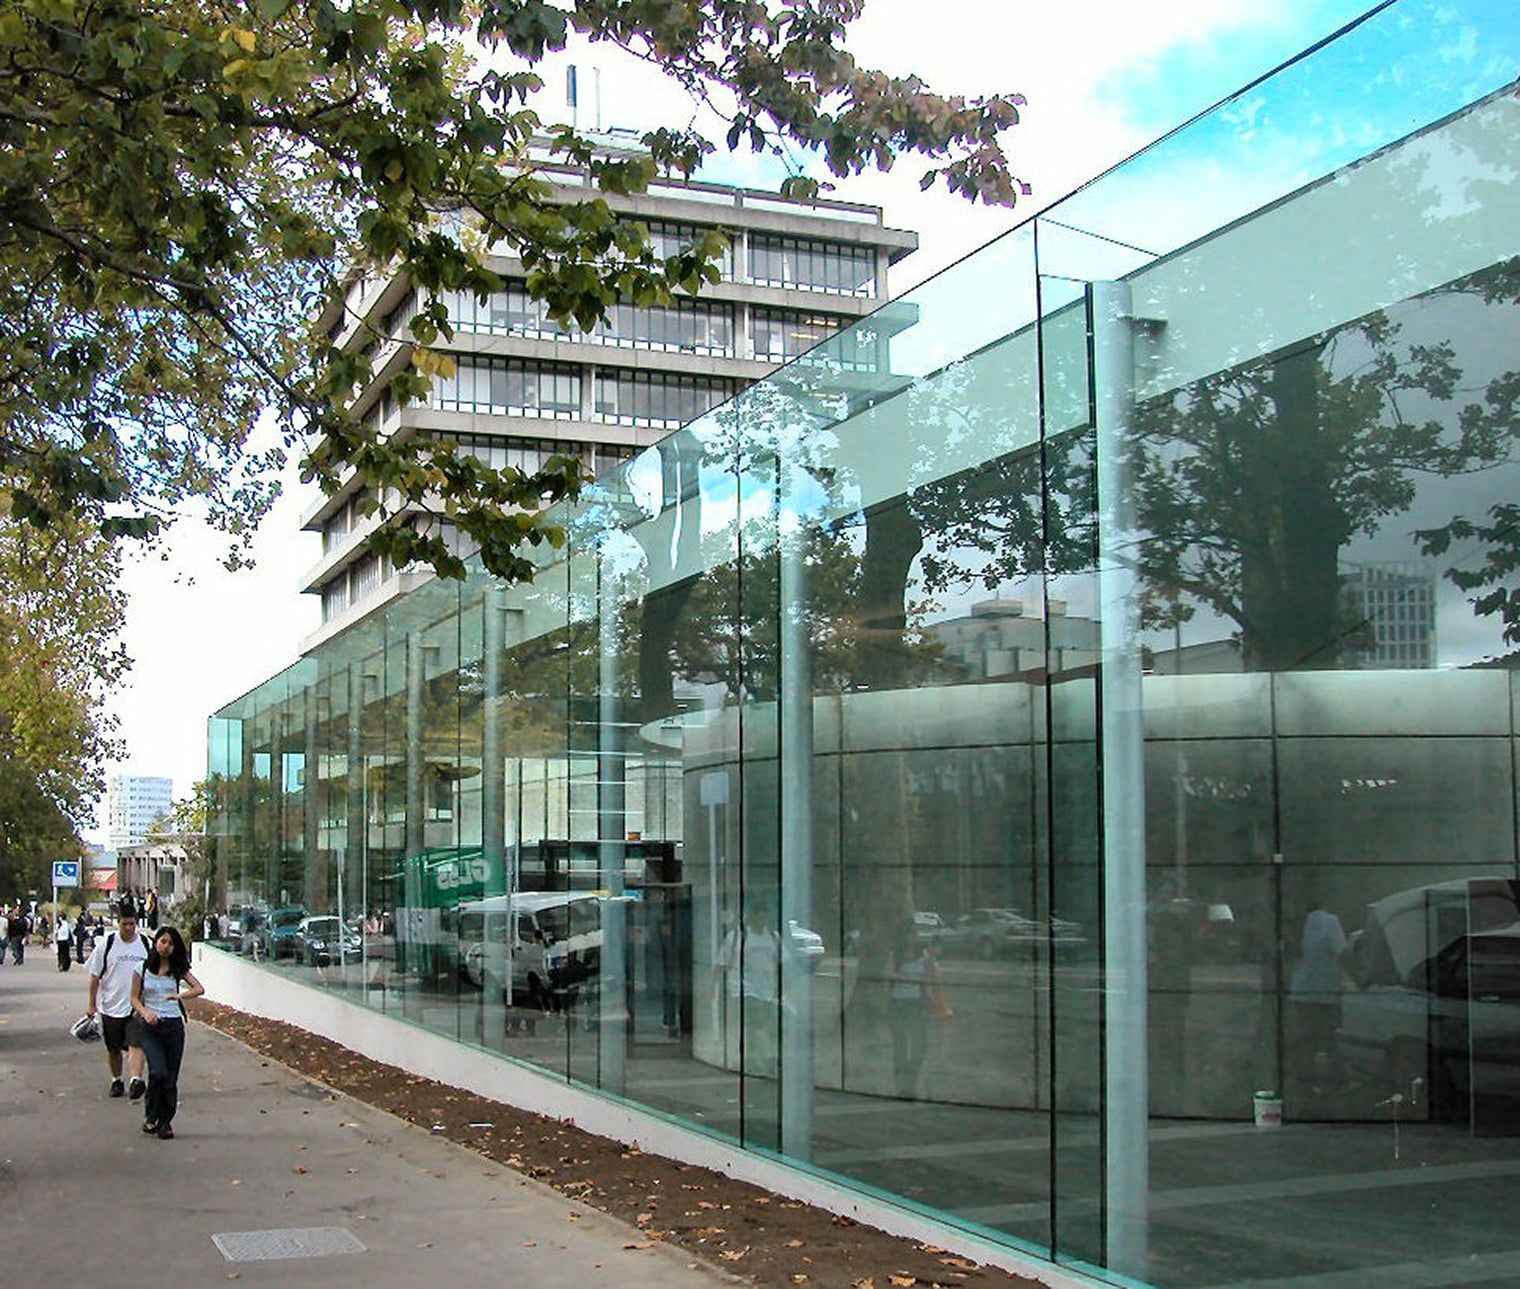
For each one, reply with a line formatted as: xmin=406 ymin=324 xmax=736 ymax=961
xmin=1253 ymin=1090 xmax=1283 ymax=1128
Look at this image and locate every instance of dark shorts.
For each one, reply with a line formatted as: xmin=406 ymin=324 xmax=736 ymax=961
xmin=101 ymin=1013 xmax=144 ymax=1053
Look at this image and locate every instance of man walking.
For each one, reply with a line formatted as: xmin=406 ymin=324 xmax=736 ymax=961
xmin=85 ymin=899 xmax=149 ymax=1100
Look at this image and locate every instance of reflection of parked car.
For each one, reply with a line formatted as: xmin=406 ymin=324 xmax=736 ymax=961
xmin=1341 ymin=878 xmax=1520 ymax=1129
xmin=263 ymin=905 xmax=310 ymax=959
xmin=913 ymin=911 xmax=947 ymax=943
xmin=941 ymin=907 xmax=1086 ymax=959
xmin=786 ymin=919 xmax=826 ymax=959
xmin=295 ymin=916 xmax=361 ymax=967
xmin=456 ymin=892 xmax=601 ymax=1011
xmin=1149 ymin=898 xmax=1245 ymax=965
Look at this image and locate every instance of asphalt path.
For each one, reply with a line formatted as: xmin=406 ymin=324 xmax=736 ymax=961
xmin=0 ymin=952 xmax=730 ymax=1286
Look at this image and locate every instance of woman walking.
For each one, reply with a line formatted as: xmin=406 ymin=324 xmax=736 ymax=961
xmin=130 ymin=926 xmax=204 ymax=1139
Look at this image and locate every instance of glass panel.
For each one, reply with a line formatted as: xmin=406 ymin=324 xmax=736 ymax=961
xmin=1031 ymin=247 xmax=1105 ymax=1272
xmin=1040 ymin=3 xmax=1520 ymax=1277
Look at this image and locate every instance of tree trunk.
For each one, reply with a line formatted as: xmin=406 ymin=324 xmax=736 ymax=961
xmin=855 ymin=497 xmax=923 ymax=689
xmin=1239 ymin=345 xmax=1350 ymax=671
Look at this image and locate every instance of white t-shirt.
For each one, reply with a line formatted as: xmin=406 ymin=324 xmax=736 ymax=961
xmin=88 ymin=931 xmax=149 ymax=1018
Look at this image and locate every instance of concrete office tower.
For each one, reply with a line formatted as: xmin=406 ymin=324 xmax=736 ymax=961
xmin=105 ymin=775 xmax=174 ymax=850
xmin=302 ymin=131 xmax=917 ymax=651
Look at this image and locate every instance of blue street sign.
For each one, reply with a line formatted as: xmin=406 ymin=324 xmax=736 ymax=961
xmin=52 ymin=860 xmax=81 ymax=888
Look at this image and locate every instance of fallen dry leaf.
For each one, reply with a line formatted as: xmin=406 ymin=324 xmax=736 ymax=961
xmin=785 ymin=1238 xmax=805 ymax=1248
xmin=890 ymin=1277 xmax=917 ymax=1287
xmin=792 ymin=1278 xmax=810 ymax=1285
xmin=939 ymin=1256 xmax=978 ymax=1270
xmin=622 ymin=1241 xmax=655 ymax=1250
xmin=853 ymin=1279 xmax=876 ymax=1289
xmin=635 ymin=1212 xmax=653 ymax=1225
xmin=717 ymin=1250 xmax=747 ymax=1262
xmin=291 ymin=1166 xmax=308 ymax=1175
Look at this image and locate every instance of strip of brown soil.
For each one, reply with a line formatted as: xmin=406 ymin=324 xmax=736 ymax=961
xmin=189 ymin=999 xmax=1042 ymax=1289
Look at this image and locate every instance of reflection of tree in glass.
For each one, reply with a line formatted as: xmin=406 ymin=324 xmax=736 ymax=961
xmin=655 ymin=522 xmax=944 ymax=703
xmin=630 ymin=370 xmax=851 ymax=714
xmin=849 ymin=358 xmax=1097 ymax=688
xmin=1415 ymin=259 xmax=1520 ymax=650
xmin=1131 ymin=288 xmax=1513 ymax=671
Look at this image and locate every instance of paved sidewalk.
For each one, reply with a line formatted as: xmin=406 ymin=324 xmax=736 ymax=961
xmin=0 ymin=956 xmax=729 ymax=1286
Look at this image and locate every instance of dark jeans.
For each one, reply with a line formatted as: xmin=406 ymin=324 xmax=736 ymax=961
xmin=8 ymin=935 xmax=23 ymax=964
xmin=56 ymin=941 xmax=71 ymax=970
xmin=139 ymin=1018 xmax=186 ymax=1127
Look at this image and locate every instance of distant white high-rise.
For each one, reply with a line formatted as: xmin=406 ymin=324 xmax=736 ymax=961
xmin=105 ymin=775 xmax=174 ymax=850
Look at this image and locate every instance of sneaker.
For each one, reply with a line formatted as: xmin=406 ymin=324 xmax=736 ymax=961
xmin=156 ymin=1124 xmax=174 ymax=1139
xmin=109 ymin=1079 xmax=125 ymax=1098
xmin=128 ymin=1078 xmax=146 ymax=1101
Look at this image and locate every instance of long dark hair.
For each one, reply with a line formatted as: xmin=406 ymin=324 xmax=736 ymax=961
xmin=146 ymin=926 xmax=190 ymax=979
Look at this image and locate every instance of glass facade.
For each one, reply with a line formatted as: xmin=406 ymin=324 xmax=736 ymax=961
xmin=210 ymin=4 xmax=1520 ymax=1284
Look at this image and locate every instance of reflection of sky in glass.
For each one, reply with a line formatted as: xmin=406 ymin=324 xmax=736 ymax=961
xmin=1048 ymin=0 xmax=1519 ymax=265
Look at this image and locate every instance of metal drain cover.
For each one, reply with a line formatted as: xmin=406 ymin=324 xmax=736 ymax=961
xmin=211 ymin=1227 xmax=367 ymax=1262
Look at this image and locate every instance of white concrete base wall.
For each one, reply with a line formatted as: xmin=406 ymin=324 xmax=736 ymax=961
xmin=194 ymin=944 xmax=1097 ymax=1289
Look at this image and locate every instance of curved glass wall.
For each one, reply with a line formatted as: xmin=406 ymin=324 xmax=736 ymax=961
xmin=209 ymin=3 xmax=1520 ymax=1283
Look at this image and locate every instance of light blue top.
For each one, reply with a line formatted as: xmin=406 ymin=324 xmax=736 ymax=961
xmin=139 ymin=968 xmax=183 ymax=1022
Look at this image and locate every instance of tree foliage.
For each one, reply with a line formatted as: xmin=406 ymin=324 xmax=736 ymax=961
xmin=0 ymin=507 xmax=120 ymax=892
xmin=1 ymin=0 xmax=1026 ymax=580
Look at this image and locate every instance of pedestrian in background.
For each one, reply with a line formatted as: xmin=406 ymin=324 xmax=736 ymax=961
xmin=8 ymin=905 xmax=29 ymax=965
xmin=131 ymin=926 xmax=204 ymax=1139
xmin=73 ymin=914 xmax=90 ymax=964
xmin=55 ymin=912 xmax=72 ymax=971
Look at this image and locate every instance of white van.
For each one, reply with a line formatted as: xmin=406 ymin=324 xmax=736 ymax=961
xmin=456 ymin=891 xmax=602 ymax=1011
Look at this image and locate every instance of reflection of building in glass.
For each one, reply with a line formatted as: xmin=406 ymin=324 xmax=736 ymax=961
xmin=1344 ymin=561 xmax=1437 ymax=669
xmin=928 ymin=599 xmax=1099 ymax=678
xmin=202 ymin=9 xmax=1520 ymax=1289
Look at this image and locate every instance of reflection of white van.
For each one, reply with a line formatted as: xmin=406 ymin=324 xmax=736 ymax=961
xmin=456 ymin=892 xmax=602 ymax=1010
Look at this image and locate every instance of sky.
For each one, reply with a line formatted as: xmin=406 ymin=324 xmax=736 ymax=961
xmin=93 ymin=0 xmax=1383 ymax=837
